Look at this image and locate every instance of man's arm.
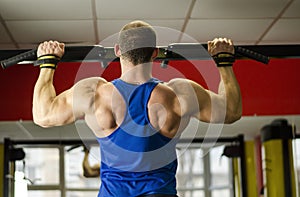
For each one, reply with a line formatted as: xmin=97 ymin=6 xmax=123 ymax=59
xmin=202 ymin=38 xmax=242 ymax=123
xmin=82 ymin=147 xmax=100 ymax=178
xmin=169 ymin=38 xmax=242 ymax=124
xmin=192 ymin=66 xmax=242 ymax=123
xmin=32 ymin=41 xmax=105 ymax=127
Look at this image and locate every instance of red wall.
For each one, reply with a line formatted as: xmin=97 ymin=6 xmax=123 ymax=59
xmin=0 ymin=58 xmax=299 ymax=120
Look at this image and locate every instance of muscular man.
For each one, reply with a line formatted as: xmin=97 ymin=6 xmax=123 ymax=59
xmin=33 ymin=20 xmax=242 ymax=197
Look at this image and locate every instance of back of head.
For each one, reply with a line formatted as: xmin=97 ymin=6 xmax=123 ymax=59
xmin=118 ymin=20 xmax=157 ymax=65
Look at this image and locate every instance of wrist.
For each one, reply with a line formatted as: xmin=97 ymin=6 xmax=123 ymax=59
xmin=213 ymin=52 xmax=235 ymax=67
xmin=35 ymin=54 xmax=60 ymax=70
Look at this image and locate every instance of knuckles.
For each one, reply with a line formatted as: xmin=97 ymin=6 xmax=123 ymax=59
xmin=37 ymin=40 xmax=65 ymax=58
xmin=208 ymin=37 xmax=234 ymax=56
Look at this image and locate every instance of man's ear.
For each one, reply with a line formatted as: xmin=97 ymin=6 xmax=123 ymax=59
xmin=151 ymin=48 xmax=158 ymax=59
xmin=114 ymin=44 xmax=121 ymax=57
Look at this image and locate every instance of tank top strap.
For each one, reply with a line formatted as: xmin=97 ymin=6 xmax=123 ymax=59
xmin=111 ymin=78 xmax=161 ymax=104
xmin=111 ymin=79 xmax=137 ymax=104
xmin=112 ymin=78 xmax=161 ymax=125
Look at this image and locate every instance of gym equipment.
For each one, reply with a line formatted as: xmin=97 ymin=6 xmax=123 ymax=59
xmin=0 ymin=44 xmax=269 ymax=69
xmin=261 ymin=119 xmax=297 ymax=197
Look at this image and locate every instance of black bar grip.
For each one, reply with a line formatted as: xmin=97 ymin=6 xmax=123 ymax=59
xmin=235 ymin=46 xmax=269 ymax=65
xmin=1 ymin=49 xmax=36 ymax=69
xmin=0 ymin=46 xmax=106 ymax=69
xmin=164 ymin=44 xmax=270 ymax=65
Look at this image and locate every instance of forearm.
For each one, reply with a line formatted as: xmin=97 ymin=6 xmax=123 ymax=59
xmin=33 ymin=69 xmax=56 ymax=126
xmin=83 ymin=152 xmax=100 ymax=177
xmin=218 ymin=67 xmax=242 ymax=123
xmin=200 ymin=37 xmax=241 ymax=123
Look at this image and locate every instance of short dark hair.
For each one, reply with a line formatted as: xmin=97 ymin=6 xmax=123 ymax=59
xmin=118 ymin=21 xmax=157 ymax=65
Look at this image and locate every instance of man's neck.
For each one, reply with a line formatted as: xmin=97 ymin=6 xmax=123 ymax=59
xmin=120 ymin=60 xmax=153 ymax=84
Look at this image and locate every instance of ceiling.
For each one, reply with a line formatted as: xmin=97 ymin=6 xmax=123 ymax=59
xmin=0 ymin=0 xmax=300 ymax=142
xmin=0 ymin=0 xmax=300 ymax=50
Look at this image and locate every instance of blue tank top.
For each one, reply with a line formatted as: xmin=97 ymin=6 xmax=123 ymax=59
xmin=96 ymin=78 xmax=179 ymax=197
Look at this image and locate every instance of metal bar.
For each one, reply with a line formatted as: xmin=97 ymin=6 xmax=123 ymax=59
xmin=59 ymin=146 xmax=66 ymax=197
xmin=1 ymin=44 xmax=299 ymax=63
xmin=282 ymin=139 xmax=292 ymax=197
xmin=177 ymin=187 xmax=205 ymax=191
xmin=209 ymin=185 xmax=233 ymax=190
xmin=3 ymin=138 xmax=11 ymax=197
xmin=295 ymin=134 xmax=300 ymax=138
xmin=66 ymin=188 xmax=99 ymax=191
xmin=7 ymin=43 xmax=300 ymax=69
xmin=27 ymin=185 xmax=61 ymax=190
xmin=177 ymin=186 xmax=231 ymax=191
xmin=10 ymin=162 xmax=15 ymax=197
xmin=9 ymin=136 xmax=241 ymax=146
xmin=230 ymin=159 xmax=235 ymax=197
xmin=238 ymin=135 xmax=247 ymax=197
xmin=9 ymin=139 xmax=91 ymax=145
xmin=203 ymin=148 xmax=212 ymax=197
xmin=179 ymin=137 xmax=241 ymax=144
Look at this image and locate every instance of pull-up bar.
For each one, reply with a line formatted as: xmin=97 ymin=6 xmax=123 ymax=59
xmin=0 ymin=44 xmax=270 ymax=69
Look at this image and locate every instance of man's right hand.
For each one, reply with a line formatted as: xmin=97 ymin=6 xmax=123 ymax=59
xmin=37 ymin=40 xmax=65 ymax=58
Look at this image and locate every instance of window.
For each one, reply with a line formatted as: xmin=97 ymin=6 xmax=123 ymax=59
xmin=177 ymin=146 xmax=204 ymax=196
xmin=64 ymin=146 xmax=100 ymax=190
xmin=14 ymin=143 xmax=233 ymax=197
xmin=15 ymin=147 xmax=60 ymax=197
xmin=28 ymin=191 xmax=61 ymax=197
xmin=66 ymin=191 xmax=98 ymax=197
xmin=294 ymin=138 xmax=300 ymax=196
xmin=176 ymin=144 xmax=232 ymax=197
xmin=210 ymin=146 xmax=232 ymax=196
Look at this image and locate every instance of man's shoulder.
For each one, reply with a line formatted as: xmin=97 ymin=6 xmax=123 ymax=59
xmin=73 ymin=77 xmax=110 ymax=96
xmin=164 ymin=78 xmax=193 ymax=90
xmin=78 ymin=77 xmax=107 ymax=84
xmin=152 ymin=78 xmax=193 ymax=99
xmin=75 ymin=77 xmax=108 ymax=88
